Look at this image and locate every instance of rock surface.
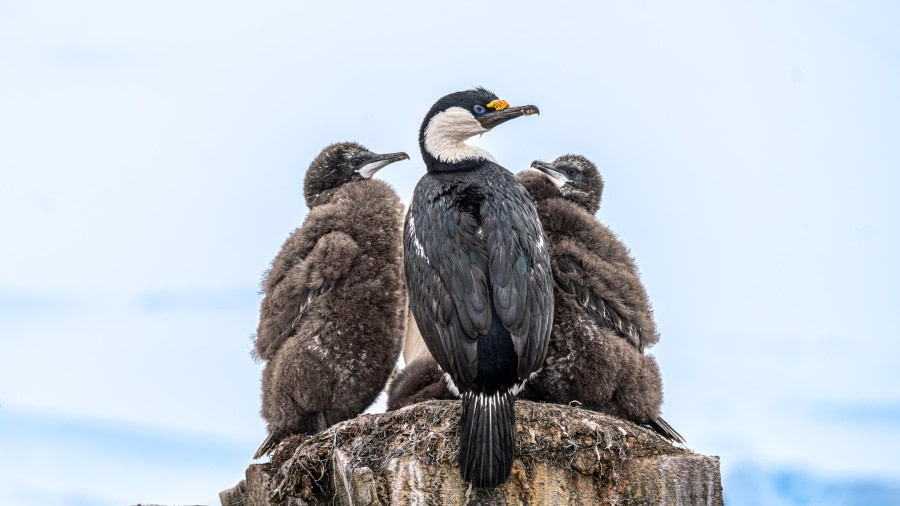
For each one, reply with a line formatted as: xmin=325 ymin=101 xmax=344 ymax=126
xmin=228 ymin=400 xmax=722 ymax=505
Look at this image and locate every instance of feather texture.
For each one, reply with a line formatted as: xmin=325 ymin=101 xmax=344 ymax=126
xmin=405 ymin=165 xmax=553 ymax=391
xmin=517 ymin=168 xmax=683 ymax=442
xmin=459 ymin=390 xmax=516 ymax=488
xmin=254 ymin=150 xmax=406 ymax=457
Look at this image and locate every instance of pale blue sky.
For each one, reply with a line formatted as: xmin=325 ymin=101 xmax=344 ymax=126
xmin=1 ymin=1 xmax=899 ymax=504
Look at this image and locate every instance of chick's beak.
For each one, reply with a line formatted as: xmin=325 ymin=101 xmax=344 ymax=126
xmin=530 ymin=160 xmax=569 ymax=188
xmin=477 ymin=105 xmax=540 ymax=130
xmin=356 ymin=152 xmax=410 ymax=178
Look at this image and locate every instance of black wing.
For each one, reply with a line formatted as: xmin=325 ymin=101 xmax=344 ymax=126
xmin=481 ymin=167 xmax=555 ymax=379
xmin=405 ymin=168 xmax=554 ymax=387
xmin=404 ymin=187 xmax=492 ymax=390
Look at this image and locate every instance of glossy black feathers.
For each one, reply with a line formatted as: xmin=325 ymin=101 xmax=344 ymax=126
xmin=404 ymin=164 xmax=553 ymax=393
xmin=459 ymin=390 xmax=516 ymax=488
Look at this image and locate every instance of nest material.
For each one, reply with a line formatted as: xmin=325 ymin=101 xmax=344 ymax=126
xmin=264 ymin=400 xmax=688 ymax=504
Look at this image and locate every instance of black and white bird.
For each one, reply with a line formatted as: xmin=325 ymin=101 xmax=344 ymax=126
xmin=520 ymin=154 xmax=684 ymax=443
xmin=253 ymin=142 xmax=409 ymax=459
xmin=405 ymin=88 xmax=554 ymax=488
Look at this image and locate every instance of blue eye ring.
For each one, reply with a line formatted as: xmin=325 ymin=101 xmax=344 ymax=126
xmin=473 ymin=104 xmax=486 ymax=115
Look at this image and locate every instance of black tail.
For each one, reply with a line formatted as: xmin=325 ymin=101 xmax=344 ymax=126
xmin=459 ymin=390 xmax=516 ymax=488
xmin=647 ymin=415 xmax=686 ymax=444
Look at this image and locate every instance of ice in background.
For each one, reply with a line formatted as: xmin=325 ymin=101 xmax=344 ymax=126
xmin=1 ymin=1 xmax=898 ymax=504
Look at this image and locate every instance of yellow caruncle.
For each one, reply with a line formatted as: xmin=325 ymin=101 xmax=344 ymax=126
xmin=486 ymin=99 xmax=510 ymax=111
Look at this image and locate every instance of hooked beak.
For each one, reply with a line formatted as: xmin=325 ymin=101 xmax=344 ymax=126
xmin=356 ymin=151 xmax=410 ymax=178
xmin=530 ymin=160 xmax=569 ymax=188
xmin=477 ymin=104 xmax=540 ymax=130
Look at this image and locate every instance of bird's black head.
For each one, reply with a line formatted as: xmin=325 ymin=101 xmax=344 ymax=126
xmin=419 ymin=87 xmax=539 ymax=172
xmin=530 ymin=154 xmax=603 ymax=213
xmin=304 ymin=142 xmax=408 ymax=206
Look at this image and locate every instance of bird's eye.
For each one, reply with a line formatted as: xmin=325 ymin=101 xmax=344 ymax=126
xmin=473 ymin=104 xmax=486 ymax=115
xmin=350 ymin=158 xmax=362 ymax=167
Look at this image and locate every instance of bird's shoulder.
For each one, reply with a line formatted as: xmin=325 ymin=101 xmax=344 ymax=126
xmin=479 ymin=161 xmax=529 ymax=193
xmin=413 ymin=166 xmax=484 ymax=197
xmin=340 ymin=177 xmax=400 ymax=199
xmin=305 ymin=180 xmax=403 ymax=244
xmin=331 ymin=179 xmax=403 ymax=214
xmin=536 ymin=198 xmax=596 ymax=236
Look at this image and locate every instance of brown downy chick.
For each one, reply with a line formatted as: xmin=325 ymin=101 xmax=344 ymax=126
xmin=519 ymin=154 xmax=684 ymax=443
xmin=386 ymin=353 xmax=457 ymax=411
xmin=253 ymin=142 xmax=409 ymax=459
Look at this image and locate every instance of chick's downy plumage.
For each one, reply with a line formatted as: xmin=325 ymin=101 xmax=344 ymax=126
xmin=253 ymin=142 xmax=409 ymax=458
xmin=387 ymin=353 xmax=457 ymax=411
xmin=521 ymin=154 xmax=683 ymax=442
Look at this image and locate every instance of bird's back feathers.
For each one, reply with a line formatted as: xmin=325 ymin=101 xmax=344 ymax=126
xmin=405 ymin=164 xmax=553 ymax=390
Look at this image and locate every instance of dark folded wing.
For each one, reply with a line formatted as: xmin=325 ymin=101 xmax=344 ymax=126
xmin=404 ymin=199 xmax=492 ymax=390
xmin=481 ymin=170 xmax=555 ymax=379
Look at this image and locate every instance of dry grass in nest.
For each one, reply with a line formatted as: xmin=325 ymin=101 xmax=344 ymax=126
xmin=264 ymin=400 xmax=686 ymax=504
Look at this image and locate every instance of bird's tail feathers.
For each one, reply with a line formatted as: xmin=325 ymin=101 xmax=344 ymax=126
xmin=254 ymin=432 xmax=280 ymax=460
xmin=459 ymin=390 xmax=516 ymax=488
xmin=647 ymin=415 xmax=685 ymax=444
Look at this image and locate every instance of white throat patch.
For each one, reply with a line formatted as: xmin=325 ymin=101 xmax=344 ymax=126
xmin=423 ymin=107 xmax=496 ymax=164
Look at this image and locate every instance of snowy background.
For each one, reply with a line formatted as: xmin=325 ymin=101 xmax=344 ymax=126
xmin=2 ymin=1 xmax=899 ymax=504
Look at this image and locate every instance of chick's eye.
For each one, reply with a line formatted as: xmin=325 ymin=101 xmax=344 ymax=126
xmin=473 ymin=104 xmax=486 ymax=115
xmin=351 ymin=158 xmax=362 ymax=167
